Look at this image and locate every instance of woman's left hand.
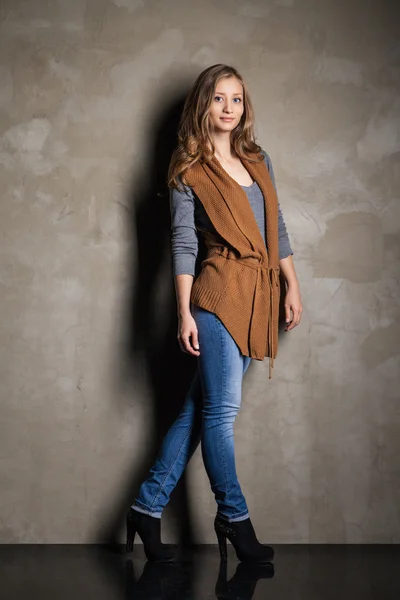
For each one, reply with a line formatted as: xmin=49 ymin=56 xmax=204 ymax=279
xmin=284 ymin=284 xmax=303 ymax=331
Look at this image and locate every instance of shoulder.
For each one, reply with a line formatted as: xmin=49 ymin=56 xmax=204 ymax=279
xmin=259 ymin=148 xmax=273 ymax=172
xmin=169 ymin=177 xmax=194 ymax=201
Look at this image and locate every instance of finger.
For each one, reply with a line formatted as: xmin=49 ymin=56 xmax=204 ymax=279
xmin=181 ymin=334 xmax=192 ymax=353
xmin=177 ymin=338 xmax=188 ymax=353
xmin=295 ymin=307 xmax=303 ymax=326
xmin=288 ymin=309 xmax=301 ymax=329
xmin=191 ymin=330 xmax=200 ymax=353
xmin=178 ymin=333 xmax=190 ymax=353
xmin=285 ymin=305 xmax=291 ymax=327
xmin=295 ymin=311 xmax=302 ymax=326
xmin=182 ymin=334 xmax=199 ymax=356
xmin=286 ymin=310 xmax=297 ymax=330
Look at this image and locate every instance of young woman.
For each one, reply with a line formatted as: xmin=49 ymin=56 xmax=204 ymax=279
xmin=126 ymin=64 xmax=303 ymax=563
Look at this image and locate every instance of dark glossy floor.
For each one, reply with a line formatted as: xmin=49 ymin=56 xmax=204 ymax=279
xmin=1 ymin=544 xmax=398 ymax=599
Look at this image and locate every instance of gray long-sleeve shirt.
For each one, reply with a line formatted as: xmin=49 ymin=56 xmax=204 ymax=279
xmin=169 ymin=150 xmax=293 ymax=277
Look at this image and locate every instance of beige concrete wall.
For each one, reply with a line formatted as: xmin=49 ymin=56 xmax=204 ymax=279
xmin=1 ymin=0 xmax=399 ymax=543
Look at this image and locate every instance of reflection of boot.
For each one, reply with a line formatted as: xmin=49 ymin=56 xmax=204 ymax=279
xmin=215 ymin=560 xmax=229 ymax=598
xmin=125 ymin=560 xmax=177 ymax=599
xmin=215 ymin=560 xmax=274 ymax=599
xmin=125 ymin=559 xmax=136 ymax=597
xmin=126 ymin=508 xmax=175 ymax=562
xmin=214 ymin=514 xmax=274 ymax=563
xmin=162 ymin=561 xmax=196 ymax=600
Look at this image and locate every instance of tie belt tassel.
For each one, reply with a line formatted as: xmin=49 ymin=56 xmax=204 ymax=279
xmin=251 ymin=262 xmax=279 ymax=379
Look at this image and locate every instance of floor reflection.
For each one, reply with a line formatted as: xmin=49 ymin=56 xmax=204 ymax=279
xmin=0 ymin=544 xmax=398 ymax=599
xmin=124 ymin=557 xmax=273 ymax=599
xmin=214 ymin=560 xmax=274 ymax=599
xmin=124 ymin=560 xmax=196 ymax=599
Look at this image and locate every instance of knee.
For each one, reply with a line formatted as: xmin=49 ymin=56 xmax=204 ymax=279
xmin=202 ymin=392 xmax=242 ymax=421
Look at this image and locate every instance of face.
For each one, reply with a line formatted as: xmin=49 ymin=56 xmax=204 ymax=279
xmin=208 ymin=76 xmax=244 ymax=133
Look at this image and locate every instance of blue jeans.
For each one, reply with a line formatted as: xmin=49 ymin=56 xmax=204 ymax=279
xmin=132 ymin=304 xmax=252 ymax=523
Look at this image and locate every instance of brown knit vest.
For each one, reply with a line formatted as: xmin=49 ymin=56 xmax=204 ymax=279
xmin=184 ymin=152 xmax=280 ymax=379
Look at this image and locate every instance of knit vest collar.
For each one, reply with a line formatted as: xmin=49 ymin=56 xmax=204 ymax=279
xmin=187 ymin=152 xmax=279 ymax=269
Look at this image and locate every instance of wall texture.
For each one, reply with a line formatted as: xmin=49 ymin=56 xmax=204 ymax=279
xmin=1 ymin=0 xmax=399 ymax=543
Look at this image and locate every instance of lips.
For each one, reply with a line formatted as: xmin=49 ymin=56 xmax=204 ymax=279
xmin=220 ymin=118 xmax=234 ymax=121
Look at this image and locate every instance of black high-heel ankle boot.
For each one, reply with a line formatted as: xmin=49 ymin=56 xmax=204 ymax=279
xmin=214 ymin=514 xmax=274 ymax=563
xmin=126 ymin=507 xmax=175 ymax=562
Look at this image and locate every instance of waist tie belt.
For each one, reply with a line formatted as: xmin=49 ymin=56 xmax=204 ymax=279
xmin=205 ymin=249 xmax=280 ymax=375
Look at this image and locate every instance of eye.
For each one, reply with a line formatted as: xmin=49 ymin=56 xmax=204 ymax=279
xmin=233 ymin=98 xmax=242 ymax=103
xmin=214 ymin=96 xmax=223 ymax=102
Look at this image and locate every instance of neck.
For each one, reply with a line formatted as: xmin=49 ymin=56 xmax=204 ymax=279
xmin=210 ymin=131 xmax=235 ymax=161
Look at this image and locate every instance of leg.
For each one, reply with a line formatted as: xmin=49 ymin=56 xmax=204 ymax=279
xmin=192 ymin=305 xmax=252 ymax=523
xmin=132 ymin=368 xmax=203 ymax=517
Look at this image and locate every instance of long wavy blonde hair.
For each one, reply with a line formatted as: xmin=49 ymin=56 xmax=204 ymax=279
xmin=168 ymin=64 xmax=263 ymax=190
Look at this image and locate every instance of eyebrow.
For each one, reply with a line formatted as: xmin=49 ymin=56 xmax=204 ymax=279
xmin=215 ymin=92 xmax=243 ymax=95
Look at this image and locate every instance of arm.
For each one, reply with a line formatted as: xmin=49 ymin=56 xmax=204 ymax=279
xmin=263 ymin=149 xmax=303 ymax=330
xmin=169 ymin=184 xmax=200 ymax=355
xmin=263 ymin=149 xmax=294 ymax=260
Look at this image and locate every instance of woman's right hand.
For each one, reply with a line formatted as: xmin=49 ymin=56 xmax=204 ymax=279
xmin=177 ymin=313 xmax=200 ymax=356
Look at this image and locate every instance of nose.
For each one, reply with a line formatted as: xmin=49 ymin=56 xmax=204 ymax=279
xmin=223 ymin=101 xmax=233 ymax=114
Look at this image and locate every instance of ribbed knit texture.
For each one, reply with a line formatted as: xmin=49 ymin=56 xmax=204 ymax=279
xmin=184 ymin=152 xmax=280 ymax=378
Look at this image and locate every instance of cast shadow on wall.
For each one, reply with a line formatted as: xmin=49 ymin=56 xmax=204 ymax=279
xmin=93 ymin=88 xmax=204 ymax=549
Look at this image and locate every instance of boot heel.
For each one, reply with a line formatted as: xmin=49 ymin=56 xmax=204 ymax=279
xmin=216 ymin=530 xmax=228 ymax=561
xmin=125 ymin=507 xmax=175 ymax=562
xmin=214 ymin=514 xmax=274 ymax=563
xmin=126 ymin=518 xmax=136 ymax=553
